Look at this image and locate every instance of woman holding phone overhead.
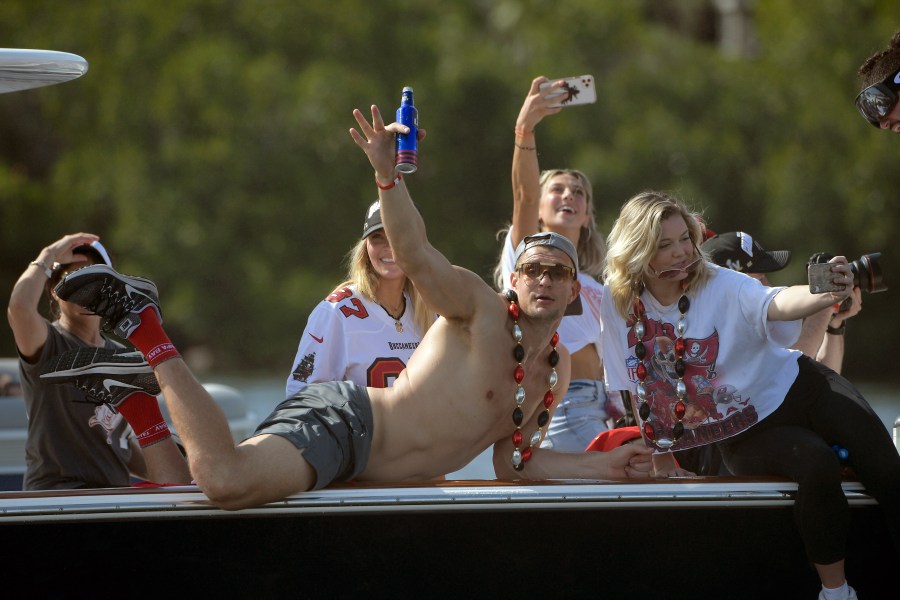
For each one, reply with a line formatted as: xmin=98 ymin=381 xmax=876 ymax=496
xmin=494 ymin=75 xmax=621 ymax=452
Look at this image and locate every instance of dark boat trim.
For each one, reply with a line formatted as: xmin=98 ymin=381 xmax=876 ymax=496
xmin=1 ymin=478 xmax=892 ymax=598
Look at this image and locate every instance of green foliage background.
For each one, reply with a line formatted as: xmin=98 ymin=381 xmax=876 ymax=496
xmin=0 ymin=1 xmax=897 ymax=381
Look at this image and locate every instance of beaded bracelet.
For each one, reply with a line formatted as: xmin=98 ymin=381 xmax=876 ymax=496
xmin=514 ymin=142 xmax=536 ymax=151
xmin=375 ymin=174 xmax=403 ymax=190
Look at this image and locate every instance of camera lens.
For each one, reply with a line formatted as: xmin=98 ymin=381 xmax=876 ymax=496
xmin=849 ymin=252 xmax=886 ymax=293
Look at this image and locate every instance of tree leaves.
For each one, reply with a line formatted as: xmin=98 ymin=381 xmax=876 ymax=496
xmin=0 ymin=1 xmax=896 ymax=378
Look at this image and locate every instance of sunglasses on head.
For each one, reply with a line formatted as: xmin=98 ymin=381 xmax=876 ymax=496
xmin=855 ymin=67 xmax=900 ymax=128
xmin=516 ymin=261 xmax=576 ymax=282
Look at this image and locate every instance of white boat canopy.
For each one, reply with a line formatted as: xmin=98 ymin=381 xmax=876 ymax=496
xmin=0 ymin=48 xmax=88 ymax=94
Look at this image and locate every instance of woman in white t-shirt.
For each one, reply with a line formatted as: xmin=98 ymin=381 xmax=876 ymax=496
xmin=493 ymin=76 xmax=621 ymax=453
xmin=601 ymin=190 xmax=899 ymax=600
xmin=286 ymin=200 xmax=435 ymax=398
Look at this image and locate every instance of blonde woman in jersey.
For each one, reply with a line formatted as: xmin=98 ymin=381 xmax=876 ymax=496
xmin=286 ymin=200 xmax=434 ymax=397
xmin=494 ymin=76 xmax=620 ymax=452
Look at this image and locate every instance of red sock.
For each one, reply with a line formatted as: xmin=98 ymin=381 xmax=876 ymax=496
xmin=128 ymin=306 xmax=181 ymax=367
xmin=116 ymin=392 xmax=171 ymax=447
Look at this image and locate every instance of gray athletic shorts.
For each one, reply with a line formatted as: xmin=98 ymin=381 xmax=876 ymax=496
xmin=250 ymin=381 xmax=374 ymax=490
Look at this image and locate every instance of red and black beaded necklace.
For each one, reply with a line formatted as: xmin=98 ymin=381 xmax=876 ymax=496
xmin=505 ymin=289 xmax=559 ymax=471
xmin=632 ymin=284 xmax=689 ymax=451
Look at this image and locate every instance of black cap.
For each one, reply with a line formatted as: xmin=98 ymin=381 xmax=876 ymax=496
xmin=362 ymin=200 xmax=383 ymax=239
xmin=701 ymin=231 xmax=790 ymax=274
xmin=73 ymin=240 xmax=114 ymax=267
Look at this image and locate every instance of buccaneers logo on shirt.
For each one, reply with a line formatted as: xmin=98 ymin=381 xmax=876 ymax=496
xmin=292 ymin=353 xmax=316 ymax=383
xmin=627 ymin=313 xmax=723 ymax=429
xmin=89 ymin=404 xmax=125 ymax=445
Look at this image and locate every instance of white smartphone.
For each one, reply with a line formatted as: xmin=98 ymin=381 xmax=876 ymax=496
xmin=539 ymin=75 xmax=596 ymax=108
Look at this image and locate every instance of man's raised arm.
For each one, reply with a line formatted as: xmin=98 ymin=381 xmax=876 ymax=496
xmin=349 ymin=104 xmax=483 ymax=320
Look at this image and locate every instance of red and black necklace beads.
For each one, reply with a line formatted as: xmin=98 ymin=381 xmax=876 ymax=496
xmin=633 ymin=290 xmax=690 ymax=450
xmin=506 ymin=290 xmax=559 ymax=471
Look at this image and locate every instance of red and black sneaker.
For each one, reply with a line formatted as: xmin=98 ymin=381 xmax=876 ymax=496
xmin=54 ymin=264 xmax=161 ymax=338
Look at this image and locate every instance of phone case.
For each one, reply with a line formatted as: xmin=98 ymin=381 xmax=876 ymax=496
xmin=540 ymin=75 xmax=596 ymax=108
xmin=808 ymin=263 xmax=840 ymax=293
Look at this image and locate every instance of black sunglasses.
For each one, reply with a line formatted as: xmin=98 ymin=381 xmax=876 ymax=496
xmin=855 ymin=67 xmax=900 ymax=128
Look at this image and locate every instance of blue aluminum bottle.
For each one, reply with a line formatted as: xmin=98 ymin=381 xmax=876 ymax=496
xmin=395 ymin=86 xmax=418 ymax=174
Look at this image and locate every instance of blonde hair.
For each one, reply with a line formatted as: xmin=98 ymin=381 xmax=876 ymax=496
xmin=333 ymin=237 xmax=434 ymax=337
xmin=493 ymin=168 xmax=606 ymax=288
xmin=604 ymin=190 xmax=711 ymax=319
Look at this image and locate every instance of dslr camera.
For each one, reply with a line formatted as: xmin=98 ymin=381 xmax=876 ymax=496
xmin=808 ymin=251 xmax=886 ymax=310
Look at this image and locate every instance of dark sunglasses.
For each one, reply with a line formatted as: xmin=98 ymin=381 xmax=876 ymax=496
xmin=855 ymin=68 xmax=900 ymax=127
xmin=516 ymin=261 xmax=576 ymax=282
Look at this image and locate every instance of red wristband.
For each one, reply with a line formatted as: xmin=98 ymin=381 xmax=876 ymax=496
xmin=376 ymin=174 xmax=402 ymax=190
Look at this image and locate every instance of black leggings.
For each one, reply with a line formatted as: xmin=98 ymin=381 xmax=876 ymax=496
xmin=717 ymin=356 xmax=900 ymax=564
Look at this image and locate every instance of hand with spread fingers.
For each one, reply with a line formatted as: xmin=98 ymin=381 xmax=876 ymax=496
xmin=349 ymin=105 xmax=426 ymax=185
